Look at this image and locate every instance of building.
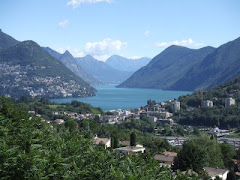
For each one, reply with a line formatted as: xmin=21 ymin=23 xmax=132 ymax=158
xmin=154 ymin=151 xmax=177 ymax=167
xmin=172 ymin=101 xmax=180 ymax=113
xmin=149 ymin=116 xmax=158 ymax=123
xmin=158 ymin=119 xmax=174 ymax=126
xmin=54 ymin=119 xmax=65 ymax=125
xmin=204 ymin=100 xmax=213 ymax=107
xmin=160 ymin=136 xmax=186 ymax=146
xmin=93 ymin=135 xmax=111 ymax=149
xmin=204 ymin=167 xmax=229 ymax=180
xmin=225 ymin=98 xmax=235 ymax=107
xmin=114 ymin=146 xmax=145 ymax=155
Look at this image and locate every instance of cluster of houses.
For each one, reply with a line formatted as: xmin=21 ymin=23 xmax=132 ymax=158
xmin=93 ymin=134 xmax=230 ymax=179
xmin=50 ymin=99 xmax=179 ymax=126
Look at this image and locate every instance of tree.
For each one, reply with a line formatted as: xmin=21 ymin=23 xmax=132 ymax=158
xmin=65 ymin=119 xmax=78 ymax=132
xmin=220 ymin=143 xmax=236 ymax=168
xmin=173 ymin=135 xmax=224 ymax=173
xmin=111 ymin=135 xmax=119 ymax=149
xmin=130 ymin=131 xmax=136 ymax=146
xmin=227 ymin=171 xmax=237 ymax=180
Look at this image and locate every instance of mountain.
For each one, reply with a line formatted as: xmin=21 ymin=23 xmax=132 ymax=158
xmin=105 ymin=55 xmax=151 ymax=72
xmin=0 ymin=29 xmax=19 ymax=50
xmin=44 ymin=47 xmax=100 ymax=85
xmin=44 ymin=47 xmax=62 ymax=60
xmin=0 ymin=34 xmax=96 ymax=98
xmin=170 ymin=37 xmax=240 ymax=90
xmin=118 ymin=45 xmax=215 ymax=89
xmin=76 ymin=55 xmax=133 ymax=84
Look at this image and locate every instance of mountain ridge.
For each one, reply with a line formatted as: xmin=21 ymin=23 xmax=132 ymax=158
xmin=0 ymin=30 xmax=96 ymax=98
xmin=44 ymin=47 xmax=100 ymax=85
xmin=106 ymin=55 xmax=151 ymax=72
xmin=118 ymin=45 xmax=216 ymax=89
xmin=76 ymin=55 xmax=133 ymax=84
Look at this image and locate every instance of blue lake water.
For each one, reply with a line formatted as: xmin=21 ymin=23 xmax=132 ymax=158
xmin=51 ymin=85 xmax=191 ymax=111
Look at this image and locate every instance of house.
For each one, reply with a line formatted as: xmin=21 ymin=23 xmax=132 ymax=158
xmin=120 ymin=141 xmax=143 ymax=148
xmin=154 ymin=154 xmax=175 ymax=167
xmin=225 ymin=98 xmax=235 ymax=107
xmin=172 ymin=100 xmax=180 ymax=113
xmin=204 ymin=100 xmax=214 ymax=107
xmin=163 ymin=151 xmax=177 ymax=157
xmin=149 ymin=116 xmax=157 ymax=123
xmin=114 ymin=146 xmax=145 ymax=155
xmin=54 ymin=119 xmax=65 ymax=125
xmin=204 ymin=167 xmax=229 ymax=180
xmin=93 ymin=135 xmax=111 ymax=149
xmin=154 ymin=151 xmax=177 ymax=167
xmin=158 ymin=119 xmax=174 ymax=126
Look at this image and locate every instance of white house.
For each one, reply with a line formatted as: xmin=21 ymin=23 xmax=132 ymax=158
xmin=93 ymin=135 xmax=111 ymax=149
xmin=204 ymin=167 xmax=229 ymax=180
xmin=114 ymin=146 xmax=145 ymax=155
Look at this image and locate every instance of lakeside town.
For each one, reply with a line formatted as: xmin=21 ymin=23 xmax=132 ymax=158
xmin=26 ymin=95 xmax=239 ymax=180
xmin=0 ymin=63 xmax=94 ymax=98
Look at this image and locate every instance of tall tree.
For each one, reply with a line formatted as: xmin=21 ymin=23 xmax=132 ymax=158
xmin=130 ymin=131 xmax=136 ymax=146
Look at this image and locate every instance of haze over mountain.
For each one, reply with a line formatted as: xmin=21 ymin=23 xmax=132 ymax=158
xmin=0 ymin=30 xmax=96 ymax=98
xmin=76 ymin=55 xmax=133 ymax=84
xmin=170 ymin=37 xmax=240 ymax=90
xmin=44 ymin=47 xmax=100 ymax=85
xmin=118 ymin=45 xmax=215 ymax=90
xmin=106 ymin=55 xmax=151 ymax=72
xmin=119 ymin=37 xmax=240 ymax=91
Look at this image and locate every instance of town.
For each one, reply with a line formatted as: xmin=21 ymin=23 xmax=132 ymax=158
xmin=24 ymin=95 xmax=239 ymax=180
xmin=0 ymin=63 xmax=94 ymax=98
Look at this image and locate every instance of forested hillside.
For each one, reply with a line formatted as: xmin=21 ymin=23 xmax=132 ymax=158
xmin=176 ymin=77 xmax=240 ymax=128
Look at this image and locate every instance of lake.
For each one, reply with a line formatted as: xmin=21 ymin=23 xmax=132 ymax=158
xmin=51 ymin=85 xmax=191 ymax=111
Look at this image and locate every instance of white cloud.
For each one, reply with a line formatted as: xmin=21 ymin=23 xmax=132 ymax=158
xmin=83 ymin=38 xmax=127 ymax=56
xmin=52 ymin=38 xmax=127 ymax=61
xmin=58 ymin=19 xmax=69 ymax=28
xmin=67 ymin=0 xmax=112 ymax=8
xmin=155 ymin=38 xmax=204 ymax=48
xmin=144 ymin=30 xmax=150 ymax=37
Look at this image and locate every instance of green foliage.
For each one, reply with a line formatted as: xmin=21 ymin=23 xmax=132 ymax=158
xmin=173 ymin=135 xmax=224 ymax=173
xmin=227 ymin=170 xmax=237 ymax=180
xmin=220 ymin=143 xmax=236 ymax=169
xmin=0 ymin=96 xmax=200 ymax=179
xmin=65 ymin=119 xmax=78 ymax=132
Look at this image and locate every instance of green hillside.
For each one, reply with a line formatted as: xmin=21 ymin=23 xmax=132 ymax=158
xmin=177 ymin=77 xmax=240 ymax=128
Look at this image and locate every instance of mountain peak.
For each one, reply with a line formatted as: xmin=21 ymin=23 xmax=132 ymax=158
xmin=63 ymin=50 xmax=72 ymax=56
xmin=0 ymin=29 xmax=19 ymax=49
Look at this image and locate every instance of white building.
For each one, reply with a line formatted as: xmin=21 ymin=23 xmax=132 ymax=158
xmin=225 ymin=98 xmax=235 ymax=107
xmin=172 ymin=101 xmax=180 ymax=113
xmin=204 ymin=167 xmax=229 ymax=180
xmin=204 ymin=100 xmax=213 ymax=107
xmin=114 ymin=146 xmax=145 ymax=155
xmin=93 ymin=135 xmax=111 ymax=149
xmin=149 ymin=116 xmax=158 ymax=123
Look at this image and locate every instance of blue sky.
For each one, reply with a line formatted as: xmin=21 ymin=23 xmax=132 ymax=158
xmin=0 ymin=0 xmax=240 ymax=60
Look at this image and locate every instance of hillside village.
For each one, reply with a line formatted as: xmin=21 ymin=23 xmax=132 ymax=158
xmin=0 ymin=63 xmax=93 ymax=98
xmin=26 ymin=95 xmax=239 ymax=179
